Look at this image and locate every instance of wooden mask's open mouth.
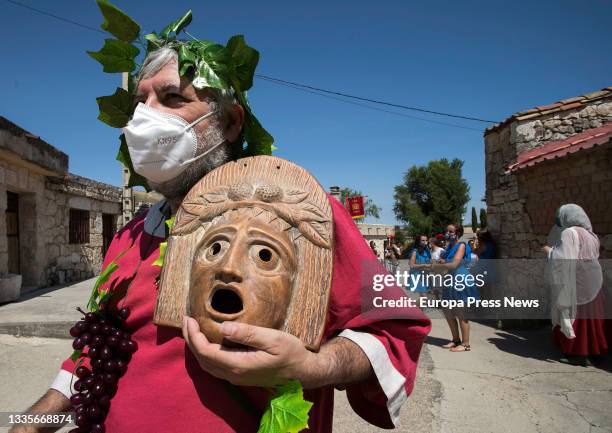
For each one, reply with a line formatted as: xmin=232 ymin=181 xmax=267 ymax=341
xmin=207 ymin=285 xmax=244 ymax=321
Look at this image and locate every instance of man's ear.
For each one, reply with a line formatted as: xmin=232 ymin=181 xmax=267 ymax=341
xmin=224 ymin=104 xmax=245 ymax=143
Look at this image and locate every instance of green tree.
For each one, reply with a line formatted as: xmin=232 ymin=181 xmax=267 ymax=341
xmin=480 ymin=208 xmax=488 ymax=229
xmin=393 ymin=158 xmax=470 ymax=237
xmin=340 ymin=188 xmax=381 ymax=220
xmin=471 ymin=207 xmax=478 ymax=230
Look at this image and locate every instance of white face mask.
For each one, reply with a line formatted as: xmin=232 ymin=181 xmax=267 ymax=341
xmin=123 ymin=103 xmax=225 ymax=184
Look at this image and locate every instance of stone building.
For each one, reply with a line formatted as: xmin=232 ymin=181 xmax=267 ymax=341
xmin=0 ymin=117 xmax=123 ymax=296
xmin=357 ymin=223 xmax=396 ymax=258
xmin=484 ymin=87 xmax=612 ymax=320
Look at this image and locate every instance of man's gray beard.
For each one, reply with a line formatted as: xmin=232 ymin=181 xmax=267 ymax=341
xmin=149 ymin=125 xmax=234 ymax=201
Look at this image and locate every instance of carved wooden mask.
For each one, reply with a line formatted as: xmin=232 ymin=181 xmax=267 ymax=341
xmin=153 ymin=156 xmax=334 ymax=351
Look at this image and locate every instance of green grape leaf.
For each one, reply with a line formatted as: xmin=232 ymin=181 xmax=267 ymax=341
xmin=191 ymin=43 xmax=230 ymax=90
xmin=160 ymin=10 xmax=193 ymax=38
xmin=87 ymin=39 xmax=140 ymax=73
xmin=96 ymin=87 xmax=132 ymax=128
xmin=70 ymin=349 xmax=83 ymax=362
xmin=257 ymin=381 xmax=313 ymax=433
xmin=116 ymin=135 xmax=150 ymax=190
xmin=96 ymin=0 xmax=140 ymax=42
xmin=152 ymin=242 xmax=167 ymax=267
xmin=165 ymin=216 xmax=176 ymax=231
xmin=87 ymin=260 xmax=120 ymax=312
xmin=144 ymin=32 xmax=162 ymax=53
xmin=226 ymin=35 xmax=259 ymax=91
xmin=232 ymin=91 xmax=273 ymax=156
xmin=243 ymin=110 xmax=274 ymax=156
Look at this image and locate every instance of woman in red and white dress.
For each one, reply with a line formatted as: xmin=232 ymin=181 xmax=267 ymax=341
xmin=544 ymin=204 xmax=608 ymax=366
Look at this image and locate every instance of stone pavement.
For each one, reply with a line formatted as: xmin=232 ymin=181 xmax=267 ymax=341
xmin=427 ymin=313 xmax=612 ymax=433
xmin=1 ymin=281 xmax=611 ymax=432
xmin=0 ymin=279 xmax=94 ymax=339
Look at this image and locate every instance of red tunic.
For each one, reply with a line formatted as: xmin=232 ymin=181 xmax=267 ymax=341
xmin=59 ymin=196 xmax=431 ymax=432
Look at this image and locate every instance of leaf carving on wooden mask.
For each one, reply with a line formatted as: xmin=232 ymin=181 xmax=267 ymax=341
xmin=201 ymin=186 xmax=229 ymax=203
xmin=283 ymin=189 xmax=309 ymax=204
xmin=171 ymin=214 xmax=203 ymax=236
xmin=297 ymin=220 xmax=331 ymax=249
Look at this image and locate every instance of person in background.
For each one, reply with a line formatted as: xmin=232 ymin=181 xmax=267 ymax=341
xmin=475 ymin=229 xmax=497 ymax=260
xmin=472 ymin=229 xmax=498 ymax=300
xmin=384 ymin=240 xmax=399 ymax=275
xmin=543 ymin=204 xmax=607 ymax=366
xmin=369 ymin=240 xmax=380 ymax=260
xmin=409 ymin=235 xmax=432 ymax=296
xmin=431 ymin=237 xmax=446 ymax=263
xmin=467 ymin=239 xmax=479 ymax=267
xmin=383 ymin=240 xmax=391 ymax=272
xmin=433 ymin=223 xmax=480 ymax=352
xmin=392 ymin=241 xmax=402 ymax=273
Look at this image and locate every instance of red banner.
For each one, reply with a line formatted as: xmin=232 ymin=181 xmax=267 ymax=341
xmin=346 ymin=196 xmax=365 ymax=219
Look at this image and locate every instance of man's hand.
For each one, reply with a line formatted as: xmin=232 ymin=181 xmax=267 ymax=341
xmin=182 ymin=317 xmax=372 ymax=389
xmin=8 ymin=389 xmax=71 ymax=433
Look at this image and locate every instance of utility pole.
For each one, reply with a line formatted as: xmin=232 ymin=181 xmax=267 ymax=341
xmin=121 ymin=72 xmax=134 ymax=226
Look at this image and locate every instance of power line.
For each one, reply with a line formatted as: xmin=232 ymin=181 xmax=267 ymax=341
xmin=256 ymin=75 xmax=483 ymax=131
xmin=255 ymin=74 xmax=499 ymax=124
xmin=4 ymin=0 xmax=105 ymax=34
xmin=4 ymin=0 xmax=499 ymax=126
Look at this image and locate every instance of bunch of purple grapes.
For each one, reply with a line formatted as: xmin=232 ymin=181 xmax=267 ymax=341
xmin=67 ymin=307 xmax=137 ymax=433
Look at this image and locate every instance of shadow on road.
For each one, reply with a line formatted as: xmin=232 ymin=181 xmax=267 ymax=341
xmin=487 ymin=329 xmax=612 ymax=373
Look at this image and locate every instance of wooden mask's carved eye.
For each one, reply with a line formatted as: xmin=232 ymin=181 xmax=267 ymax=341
xmin=204 ymin=240 xmax=229 ymax=262
xmin=250 ymin=245 xmax=279 ymax=271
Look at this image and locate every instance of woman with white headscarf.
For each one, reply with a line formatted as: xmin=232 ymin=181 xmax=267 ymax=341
xmin=543 ymin=204 xmax=608 ymax=366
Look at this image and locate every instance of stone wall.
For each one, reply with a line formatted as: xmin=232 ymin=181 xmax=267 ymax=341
xmin=0 ymin=160 xmax=47 ymax=288
xmin=485 ymin=94 xmax=612 ymax=259
xmin=511 ymin=96 xmax=612 ymax=155
xmin=519 ymin=146 xmax=612 ymax=246
xmin=484 ymin=90 xmax=612 ymax=324
xmin=0 ymin=162 xmax=122 ymax=291
xmin=43 ymin=175 xmax=121 ymax=287
xmin=1 ymin=117 xmax=124 ymax=293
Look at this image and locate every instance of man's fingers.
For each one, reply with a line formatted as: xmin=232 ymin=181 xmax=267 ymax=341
xmin=185 ymin=317 xmax=211 ymax=350
xmin=219 ymin=321 xmax=282 ymax=351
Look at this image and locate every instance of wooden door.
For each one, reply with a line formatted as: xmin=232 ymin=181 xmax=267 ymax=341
xmin=102 ymin=214 xmax=116 ymax=256
xmin=6 ymin=192 xmax=20 ymax=274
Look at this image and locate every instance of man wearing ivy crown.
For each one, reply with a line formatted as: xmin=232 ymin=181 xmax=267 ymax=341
xmin=14 ymin=2 xmax=430 ymax=433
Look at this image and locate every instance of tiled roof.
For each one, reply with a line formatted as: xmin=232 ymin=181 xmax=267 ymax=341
xmin=506 ymin=122 xmax=612 ymax=173
xmin=486 ymin=86 xmax=612 ymax=134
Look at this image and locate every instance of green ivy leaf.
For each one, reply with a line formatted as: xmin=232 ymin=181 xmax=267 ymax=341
xmin=117 ymin=135 xmax=150 ymax=190
xmin=160 ymin=10 xmax=193 ymax=38
xmin=226 ymin=35 xmax=259 ymax=91
xmin=96 ymin=0 xmax=140 ymax=42
xmin=257 ymin=381 xmax=313 ymax=433
xmin=96 ymin=87 xmax=132 ymax=128
xmin=87 ymin=39 xmax=140 ymax=73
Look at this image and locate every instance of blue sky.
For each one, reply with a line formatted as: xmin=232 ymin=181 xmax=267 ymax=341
xmin=1 ymin=0 xmax=611 ymax=225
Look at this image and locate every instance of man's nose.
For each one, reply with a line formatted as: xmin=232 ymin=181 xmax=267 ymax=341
xmin=215 ymin=245 xmax=243 ymax=284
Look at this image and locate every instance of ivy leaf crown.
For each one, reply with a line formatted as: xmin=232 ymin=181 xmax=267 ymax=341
xmin=88 ymin=0 xmax=274 ymax=191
